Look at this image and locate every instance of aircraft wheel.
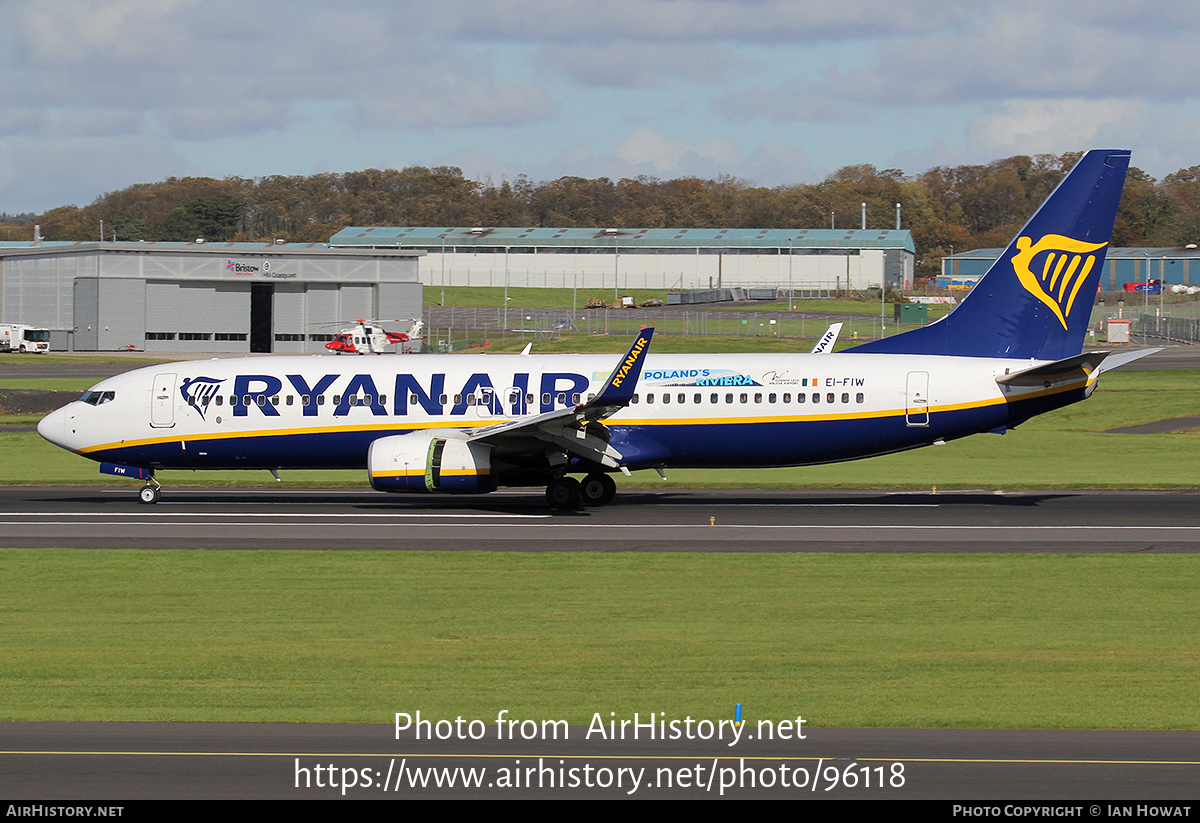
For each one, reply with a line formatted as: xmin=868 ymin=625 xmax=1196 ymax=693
xmin=138 ymin=485 xmax=160 ymax=505
xmin=580 ymin=473 xmax=617 ymax=506
xmin=545 ymin=477 xmax=582 ymax=510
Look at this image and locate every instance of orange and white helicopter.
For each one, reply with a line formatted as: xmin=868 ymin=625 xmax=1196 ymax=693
xmin=325 ymin=318 xmax=424 ymax=355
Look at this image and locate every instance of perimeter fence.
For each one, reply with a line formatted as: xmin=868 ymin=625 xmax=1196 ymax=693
xmin=421 ymin=305 xmax=921 ymax=351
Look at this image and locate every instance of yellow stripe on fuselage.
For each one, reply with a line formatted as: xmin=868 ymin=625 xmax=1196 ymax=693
xmin=77 ymin=380 xmax=1085 ymax=456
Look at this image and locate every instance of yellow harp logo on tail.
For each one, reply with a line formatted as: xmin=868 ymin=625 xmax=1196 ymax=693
xmin=1012 ymin=234 xmax=1108 ymax=330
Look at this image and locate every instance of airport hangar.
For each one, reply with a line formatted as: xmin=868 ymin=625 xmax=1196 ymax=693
xmin=329 ymin=226 xmax=916 ymax=294
xmin=0 ymin=241 xmax=423 ymax=353
xmin=942 ymin=246 xmax=1200 ymax=291
xmin=0 ymin=227 xmax=915 ymax=353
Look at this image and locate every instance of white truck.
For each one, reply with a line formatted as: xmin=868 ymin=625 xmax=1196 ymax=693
xmin=0 ymin=324 xmax=51 ymax=353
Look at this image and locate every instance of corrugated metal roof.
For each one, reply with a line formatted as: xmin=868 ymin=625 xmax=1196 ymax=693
xmin=330 ymin=226 xmax=916 ymax=253
xmin=0 ymin=240 xmax=421 ymax=258
xmin=948 ymin=246 xmax=1200 ymax=259
xmin=0 ymin=240 xmax=329 ymax=250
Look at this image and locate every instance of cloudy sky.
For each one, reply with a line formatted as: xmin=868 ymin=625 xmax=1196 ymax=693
xmin=1 ymin=0 xmax=1196 ymax=212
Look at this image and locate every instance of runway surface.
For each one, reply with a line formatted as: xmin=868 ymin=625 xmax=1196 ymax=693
xmin=4 ymin=486 xmax=1200 ymax=553
xmin=3 ymin=721 xmax=1198 ymax=800
xmin=6 ymin=485 xmax=1200 ymax=800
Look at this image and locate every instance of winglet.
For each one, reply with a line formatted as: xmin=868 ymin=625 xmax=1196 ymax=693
xmin=588 ymin=327 xmax=654 ymax=407
xmin=810 ymin=322 xmax=842 ymax=354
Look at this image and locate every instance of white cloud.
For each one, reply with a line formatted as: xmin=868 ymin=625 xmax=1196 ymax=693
xmin=440 ymin=128 xmax=816 ymax=186
xmin=713 ymin=4 xmax=1200 ymax=123
xmin=535 ymin=42 xmax=749 ymax=88
xmin=963 ymin=98 xmax=1145 ymax=158
xmin=434 ymin=0 xmax=968 ymax=43
xmin=612 ymin=126 xmax=739 ymax=176
xmin=0 ymin=0 xmax=558 ymax=138
xmin=358 ymin=76 xmax=556 ymax=129
xmin=0 ymin=134 xmax=187 ymax=212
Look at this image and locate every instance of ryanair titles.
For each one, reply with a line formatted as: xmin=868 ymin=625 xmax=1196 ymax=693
xmin=209 ymin=371 xmax=592 ymax=418
xmin=610 ymin=335 xmax=647 ymax=388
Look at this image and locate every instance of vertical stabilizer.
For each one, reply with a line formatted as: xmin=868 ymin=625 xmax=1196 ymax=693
xmin=851 ymin=149 xmax=1130 ymax=360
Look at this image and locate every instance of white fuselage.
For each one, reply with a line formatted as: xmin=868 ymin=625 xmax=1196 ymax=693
xmin=38 ymin=350 xmax=1083 ymax=480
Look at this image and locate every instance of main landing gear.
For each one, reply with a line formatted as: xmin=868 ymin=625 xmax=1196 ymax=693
xmin=138 ymin=474 xmax=161 ymax=505
xmin=545 ymin=473 xmax=617 ymax=511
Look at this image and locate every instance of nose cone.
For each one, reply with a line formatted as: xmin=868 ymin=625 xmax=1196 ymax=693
xmin=37 ymin=406 xmax=69 ymax=449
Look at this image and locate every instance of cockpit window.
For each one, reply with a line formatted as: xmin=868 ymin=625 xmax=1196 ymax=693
xmin=79 ymin=390 xmax=115 ymax=406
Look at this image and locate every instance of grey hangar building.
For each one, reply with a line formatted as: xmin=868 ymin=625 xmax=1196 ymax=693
xmin=0 ymin=241 xmax=423 ymax=353
xmin=1 ymin=227 xmax=915 ymax=353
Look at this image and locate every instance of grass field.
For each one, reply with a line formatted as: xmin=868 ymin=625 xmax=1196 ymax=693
xmin=3 ymin=550 xmax=1199 ymax=728
xmin=433 ymin=286 xmax=954 ymax=319
xmin=5 ymin=352 xmax=1200 ymax=730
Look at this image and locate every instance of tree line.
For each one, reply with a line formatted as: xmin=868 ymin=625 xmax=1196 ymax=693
xmin=5 ymin=152 xmax=1200 ymax=281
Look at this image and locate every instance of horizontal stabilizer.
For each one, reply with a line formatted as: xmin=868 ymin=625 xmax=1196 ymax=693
xmin=996 ymin=347 xmax=1161 ymax=388
xmin=1095 ymin=347 xmax=1161 ymax=374
xmin=996 ymin=351 xmax=1111 ymax=386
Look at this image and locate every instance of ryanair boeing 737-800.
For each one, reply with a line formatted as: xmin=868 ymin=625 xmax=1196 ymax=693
xmin=38 ymin=149 xmax=1151 ymax=508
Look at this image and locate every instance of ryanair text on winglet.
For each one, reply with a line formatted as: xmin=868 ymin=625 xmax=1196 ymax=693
xmin=611 ymin=336 xmax=647 ymax=389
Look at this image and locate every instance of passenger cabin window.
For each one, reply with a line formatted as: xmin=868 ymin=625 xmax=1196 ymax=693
xmin=783 ymin=393 xmax=791 ymax=403
xmin=662 ymin=393 xmax=670 ymax=404
xmin=631 ymin=394 xmax=639 ymax=404
xmin=647 ymin=394 xmax=655 ymax=404
xmin=856 ymin=393 xmax=865 ymax=403
xmin=826 ymin=393 xmax=835 ymax=404
xmin=710 ymin=394 xmax=718 ymax=404
xmin=725 ymin=393 xmax=733 ymax=404
xmin=694 ymin=393 xmax=702 ymax=404
xmin=812 ymin=393 xmax=820 ymax=404
xmin=677 ymin=393 xmax=685 ymax=404
xmin=841 ymin=393 xmax=850 ymax=404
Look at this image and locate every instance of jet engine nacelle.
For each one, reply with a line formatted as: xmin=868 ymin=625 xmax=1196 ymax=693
xmin=367 ymin=431 xmax=495 ymax=493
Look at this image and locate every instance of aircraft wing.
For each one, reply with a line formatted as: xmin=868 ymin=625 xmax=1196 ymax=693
xmin=467 ymin=327 xmax=654 ymax=468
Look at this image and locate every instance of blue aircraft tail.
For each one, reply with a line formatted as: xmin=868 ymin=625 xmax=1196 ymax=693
xmin=851 ymin=149 xmax=1130 ymax=360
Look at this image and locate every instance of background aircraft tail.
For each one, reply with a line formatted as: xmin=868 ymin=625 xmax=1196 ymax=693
xmin=851 ymin=149 xmax=1130 ymax=360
